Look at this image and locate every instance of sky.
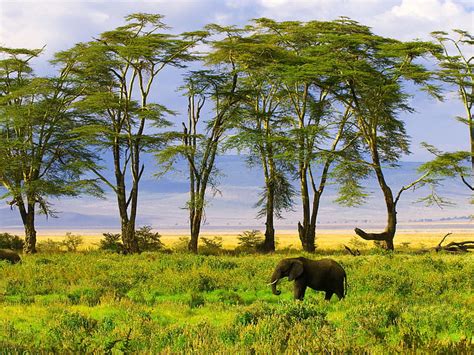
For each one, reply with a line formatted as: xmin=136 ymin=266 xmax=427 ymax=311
xmin=0 ymin=0 xmax=472 ymax=232
xmin=0 ymin=0 xmax=472 ymax=159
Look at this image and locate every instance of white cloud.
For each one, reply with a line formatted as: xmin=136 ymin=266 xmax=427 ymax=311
xmin=374 ymin=0 xmax=473 ymax=40
xmin=251 ymin=0 xmax=472 ymax=41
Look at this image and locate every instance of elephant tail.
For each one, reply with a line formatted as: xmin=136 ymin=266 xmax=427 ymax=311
xmin=344 ymin=273 xmax=348 ymax=297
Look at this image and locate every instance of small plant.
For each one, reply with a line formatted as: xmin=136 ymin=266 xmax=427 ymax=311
xmin=173 ymin=237 xmax=191 ymax=252
xmin=99 ymin=227 xmax=163 ymax=253
xmin=200 ymin=236 xmax=224 ymax=255
xmin=36 ymin=239 xmax=63 ymax=253
xmin=0 ymin=232 xmax=24 ymax=251
xmin=348 ymin=236 xmax=367 ymax=249
xmin=236 ymin=230 xmax=264 ymax=253
xmin=98 ymin=233 xmax=124 ymax=253
xmin=188 ymin=292 xmax=205 ymax=308
xmin=61 ymin=233 xmax=83 ymax=252
xmin=136 ymin=225 xmax=164 ymax=251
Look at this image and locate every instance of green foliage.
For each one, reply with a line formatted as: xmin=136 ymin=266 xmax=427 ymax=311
xmin=236 ymin=230 xmax=264 ymax=253
xmin=61 ymin=233 xmax=83 ymax=252
xmin=0 ymin=233 xmax=24 ymax=251
xmin=188 ymin=292 xmax=206 ymax=308
xmin=0 ymin=46 xmax=102 ymax=220
xmin=98 ymin=226 xmax=164 ymax=253
xmin=98 ymin=233 xmax=123 ymax=253
xmin=173 ymin=237 xmax=191 ymax=252
xmin=0 ymin=252 xmax=472 ymax=352
xmin=200 ymin=236 xmax=224 ymax=255
xmin=136 ymin=226 xmax=164 ymax=252
xmin=36 ymin=239 xmax=63 ymax=253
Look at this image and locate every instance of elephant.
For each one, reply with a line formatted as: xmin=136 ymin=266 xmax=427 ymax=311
xmin=269 ymin=257 xmax=346 ymax=301
xmin=0 ymin=249 xmax=21 ymax=264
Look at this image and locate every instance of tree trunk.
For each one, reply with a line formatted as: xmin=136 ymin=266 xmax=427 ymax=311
xmin=18 ymin=200 xmax=37 ymax=254
xmin=355 ymin=147 xmax=396 ymax=250
xmin=261 ymin=190 xmax=276 ymax=253
xmin=121 ymin=219 xmax=139 ymax=254
xmin=298 ymin=192 xmax=320 ymax=252
xmin=298 ymin=164 xmax=315 ymax=252
xmin=115 ymin=163 xmax=140 ymax=254
xmin=188 ymin=209 xmax=202 ymax=254
xmin=24 ymin=209 xmax=37 ymax=254
xmin=470 ymin=116 xmax=473 ymax=173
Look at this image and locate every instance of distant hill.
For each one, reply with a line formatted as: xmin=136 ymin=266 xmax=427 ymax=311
xmin=0 ymin=155 xmax=472 ymax=232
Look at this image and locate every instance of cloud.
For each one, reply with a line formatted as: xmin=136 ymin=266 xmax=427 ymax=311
xmin=251 ymin=0 xmax=473 ymax=41
xmin=374 ymin=0 xmax=473 ymax=40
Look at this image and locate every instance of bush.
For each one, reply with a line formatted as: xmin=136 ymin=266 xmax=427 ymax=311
xmin=0 ymin=233 xmax=24 ymax=251
xmin=188 ymin=292 xmax=206 ymax=308
xmin=173 ymin=237 xmax=191 ymax=252
xmin=61 ymin=233 xmax=83 ymax=252
xmin=98 ymin=233 xmax=124 ymax=253
xmin=200 ymin=236 xmax=224 ymax=255
xmin=37 ymin=239 xmax=63 ymax=253
xmin=136 ymin=226 xmax=164 ymax=251
xmin=236 ymin=230 xmax=264 ymax=253
xmin=98 ymin=226 xmax=163 ymax=253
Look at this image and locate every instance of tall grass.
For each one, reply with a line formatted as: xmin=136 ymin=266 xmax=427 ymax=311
xmin=0 ymin=251 xmax=472 ymax=352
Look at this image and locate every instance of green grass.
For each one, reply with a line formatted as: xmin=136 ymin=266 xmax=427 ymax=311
xmin=0 ymin=250 xmax=473 ymax=352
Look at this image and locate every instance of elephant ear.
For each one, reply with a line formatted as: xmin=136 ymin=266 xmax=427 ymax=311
xmin=288 ymin=260 xmax=304 ymax=281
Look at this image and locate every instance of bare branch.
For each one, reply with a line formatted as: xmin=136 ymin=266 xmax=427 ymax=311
xmin=394 ymin=171 xmax=430 ymax=206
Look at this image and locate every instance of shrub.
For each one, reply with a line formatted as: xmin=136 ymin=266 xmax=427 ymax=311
xmin=173 ymin=237 xmax=191 ymax=252
xmin=136 ymin=225 xmax=164 ymax=251
xmin=37 ymin=239 xmax=63 ymax=253
xmin=236 ymin=230 xmax=264 ymax=253
xmin=98 ymin=233 xmax=124 ymax=253
xmin=61 ymin=233 xmax=83 ymax=252
xmin=348 ymin=236 xmax=367 ymax=249
xmin=217 ymin=290 xmax=244 ymax=305
xmin=98 ymin=226 xmax=163 ymax=253
xmin=188 ymin=292 xmax=206 ymax=308
xmin=200 ymin=236 xmax=224 ymax=255
xmin=0 ymin=232 xmax=24 ymax=251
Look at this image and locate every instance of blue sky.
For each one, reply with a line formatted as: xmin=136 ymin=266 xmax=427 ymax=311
xmin=1 ymin=0 xmax=472 ymax=160
xmin=0 ymin=0 xmax=472 ymax=231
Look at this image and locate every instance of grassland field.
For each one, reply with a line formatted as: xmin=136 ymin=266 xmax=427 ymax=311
xmin=35 ymin=229 xmax=474 ymax=251
xmin=0 ymin=230 xmax=473 ymax=352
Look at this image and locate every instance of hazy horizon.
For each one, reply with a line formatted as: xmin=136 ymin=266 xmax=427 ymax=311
xmin=1 ymin=156 xmax=471 ymax=233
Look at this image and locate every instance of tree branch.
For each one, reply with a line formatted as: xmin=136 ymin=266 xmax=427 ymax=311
xmin=460 ymin=174 xmax=474 ymax=191
xmin=394 ymin=171 xmax=430 ymax=206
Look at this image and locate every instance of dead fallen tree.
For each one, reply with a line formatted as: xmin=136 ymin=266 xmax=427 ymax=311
xmin=433 ymin=233 xmax=474 ymax=253
xmin=344 ymin=245 xmax=361 ymax=256
xmin=417 ymin=233 xmax=474 ymax=254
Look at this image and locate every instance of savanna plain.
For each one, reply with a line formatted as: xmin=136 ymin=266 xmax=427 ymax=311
xmin=0 ymin=230 xmax=473 ymax=353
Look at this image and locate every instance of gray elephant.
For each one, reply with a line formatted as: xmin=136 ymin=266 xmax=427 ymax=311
xmin=0 ymin=249 xmax=21 ymax=264
xmin=269 ymin=257 xmax=346 ymax=300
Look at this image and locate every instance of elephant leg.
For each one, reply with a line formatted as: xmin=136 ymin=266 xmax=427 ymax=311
xmin=335 ymin=289 xmax=344 ymax=300
xmin=335 ymin=283 xmax=345 ymax=300
xmin=324 ymin=291 xmax=333 ymax=301
xmin=293 ymin=281 xmax=307 ymax=300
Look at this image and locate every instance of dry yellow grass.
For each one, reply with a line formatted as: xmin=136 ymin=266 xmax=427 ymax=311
xmin=35 ymin=229 xmax=473 ymax=251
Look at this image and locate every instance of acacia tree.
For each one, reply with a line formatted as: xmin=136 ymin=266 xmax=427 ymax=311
xmin=419 ymin=30 xmax=473 ymax=193
xmin=324 ymin=19 xmax=441 ymax=249
xmin=0 ymin=47 xmax=100 ymax=253
xmin=205 ymin=25 xmax=295 ymax=252
xmin=238 ymin=72 xmax=296 ymax=253
xmin=55 ymin=13 xmax=205 ymax=253
xmin=158 ymin=68 xmax=239 ymax=253
xmin=252 ymin=18 xmax=365 ymax=252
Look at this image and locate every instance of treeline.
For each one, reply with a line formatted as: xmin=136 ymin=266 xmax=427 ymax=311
xmin=0 ymin=14 xmax=472 ymax=254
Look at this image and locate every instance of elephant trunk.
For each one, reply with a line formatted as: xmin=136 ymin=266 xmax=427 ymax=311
xmin=270 ymin=269 xmax=281 ymax=295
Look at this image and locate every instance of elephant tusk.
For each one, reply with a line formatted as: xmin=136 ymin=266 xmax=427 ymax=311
xmin=267 ymin=279 xmax=279 ymax=286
